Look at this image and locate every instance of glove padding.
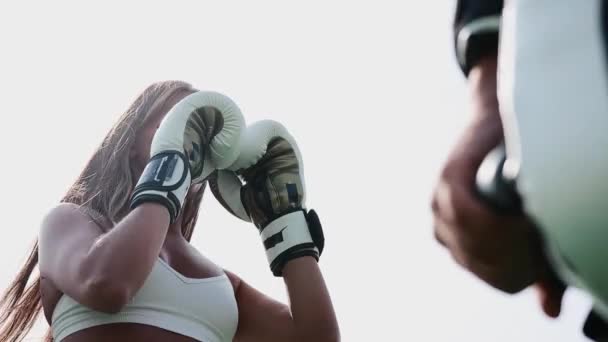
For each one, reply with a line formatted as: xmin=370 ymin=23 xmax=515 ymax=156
xmin=209 ymin=120 xmax=324 ymax=276
xmin=130 ymin=91 xmax=244 ymax=222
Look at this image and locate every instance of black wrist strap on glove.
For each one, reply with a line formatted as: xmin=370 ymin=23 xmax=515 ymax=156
xmin=453 ymin=0 xmax=503 ymax=76
xmin=259 ymin=208 xmax=325 ymax=277
xmin=130 ymin=151 xmax=191 ymax=223
xmin=305 ymin=209 xmax=325 ymax=256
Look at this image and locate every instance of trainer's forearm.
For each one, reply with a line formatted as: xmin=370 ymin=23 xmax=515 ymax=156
xmin=82 ymin=203 xmax=170 ymax=297
xmin=468 ymin=54 xmax=499 ymax=120
xmin=282 ymin=257 xmax=340 ymax=342
xmin=447 ymin=54 xmax=503 ymax=173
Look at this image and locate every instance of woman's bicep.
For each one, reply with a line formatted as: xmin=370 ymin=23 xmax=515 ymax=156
xmin=38 ymin=203 xmax=105 ymax=306
xmin=226 ymin=271 xmax=296 ymax=342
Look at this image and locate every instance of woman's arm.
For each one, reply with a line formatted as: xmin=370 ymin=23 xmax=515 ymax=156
xmin=39 ymin=202 xmax=171 ymax=313
xmin=229 ymin=257 xmax=339 ymax=342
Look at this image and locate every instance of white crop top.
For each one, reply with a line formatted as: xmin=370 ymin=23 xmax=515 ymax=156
xmin=51 ymin=258 xmax=239 ymax=342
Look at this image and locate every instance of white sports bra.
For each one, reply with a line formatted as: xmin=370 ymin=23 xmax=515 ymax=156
xmin=51 ymin=258 xmax=239 ymax=342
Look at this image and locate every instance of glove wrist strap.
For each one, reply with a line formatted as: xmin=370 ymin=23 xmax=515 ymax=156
xmin=130 ymin=151 xmax=191 ymax=223
xmin=260 ymin=210 xmax=320 ymax=276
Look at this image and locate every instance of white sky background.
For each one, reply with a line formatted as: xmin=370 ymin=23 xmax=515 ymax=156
xmin=0 ymin=1 xmax=594 ymax=341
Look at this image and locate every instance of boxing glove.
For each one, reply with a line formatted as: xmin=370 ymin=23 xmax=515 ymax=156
xmin=209 ymin=120 xmax=324 ymax=276
xmin=130 ymin=91 xmax=245 ymax=223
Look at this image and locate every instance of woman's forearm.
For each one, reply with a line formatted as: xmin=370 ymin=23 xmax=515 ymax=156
xmin=82 ymin=203 xmax=170 ymax=299
xmin=282 ymin=257 xmax=340 ymax=342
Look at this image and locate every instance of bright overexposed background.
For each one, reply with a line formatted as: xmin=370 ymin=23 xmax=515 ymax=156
xmin=0 ymin=1 xmax=595 ymax=341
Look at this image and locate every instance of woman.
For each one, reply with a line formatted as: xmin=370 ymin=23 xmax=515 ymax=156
xmin=0 ymin=80 xmax=339 ymax=342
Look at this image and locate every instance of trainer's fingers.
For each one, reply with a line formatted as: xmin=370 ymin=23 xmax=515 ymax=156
xmin=433 ymin=223 xmax=447 ymax=247
xmin=432 ymin=190 xmax=449 ymax=248
xmin=434 ymin=180 xmax=494 ymax=237
xmin=433 ymin=216 xmax=454 ymax=249
xmin=434 ymin=218 xmax=475 ymax=271
xmin=534 ymin=277 xmax=567 ymax=318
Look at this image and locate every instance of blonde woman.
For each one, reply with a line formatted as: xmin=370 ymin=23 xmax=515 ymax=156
xmin=0 ymin=81 xmax=339 ymax=342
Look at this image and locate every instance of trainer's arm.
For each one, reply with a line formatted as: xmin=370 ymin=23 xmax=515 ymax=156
xmin=39 ymin=202 xmax=170 ymax=313
xmin=451 ymin=0 xmax=504 ymax=162
xmin=229 ymin=257 xmax=339 ymax=342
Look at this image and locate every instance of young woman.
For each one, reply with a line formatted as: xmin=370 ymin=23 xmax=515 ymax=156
xmin=0 ymin=80 xmax=339 ymax=342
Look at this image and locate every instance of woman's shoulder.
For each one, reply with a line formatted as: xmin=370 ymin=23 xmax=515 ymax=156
xmin=39 ymin=203 xmax=107 ymax=238
xmin=41 ymin=202 xmax=87 ymax=226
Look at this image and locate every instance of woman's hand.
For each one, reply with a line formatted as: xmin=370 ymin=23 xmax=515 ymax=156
xmin=210 ymin=120 xmax=324 ymax=276
xmin=214 ymin=120 xmax=338 ymax=341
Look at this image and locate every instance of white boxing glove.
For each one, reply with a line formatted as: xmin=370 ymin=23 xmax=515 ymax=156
xmin=130 ymin=91 xmax=244 ymax=222
xmin=209 ymin=120 xmax=324 ymax=276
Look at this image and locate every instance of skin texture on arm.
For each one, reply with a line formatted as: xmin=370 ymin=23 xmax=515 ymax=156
xmin=38 ymin=202 xmax=171 ymax=313
xmin=229 ymin=257 xmax=339 ymax=342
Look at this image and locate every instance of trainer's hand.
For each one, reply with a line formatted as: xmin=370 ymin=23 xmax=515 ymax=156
xmin=432 ymin=137 xmax=546 ymax=293
xmin=432 ymin=55 xmax=558 ymax=297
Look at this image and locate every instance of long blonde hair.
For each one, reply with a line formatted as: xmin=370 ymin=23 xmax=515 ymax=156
xmin=0 ymin=80 xmax=206 ymax=342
